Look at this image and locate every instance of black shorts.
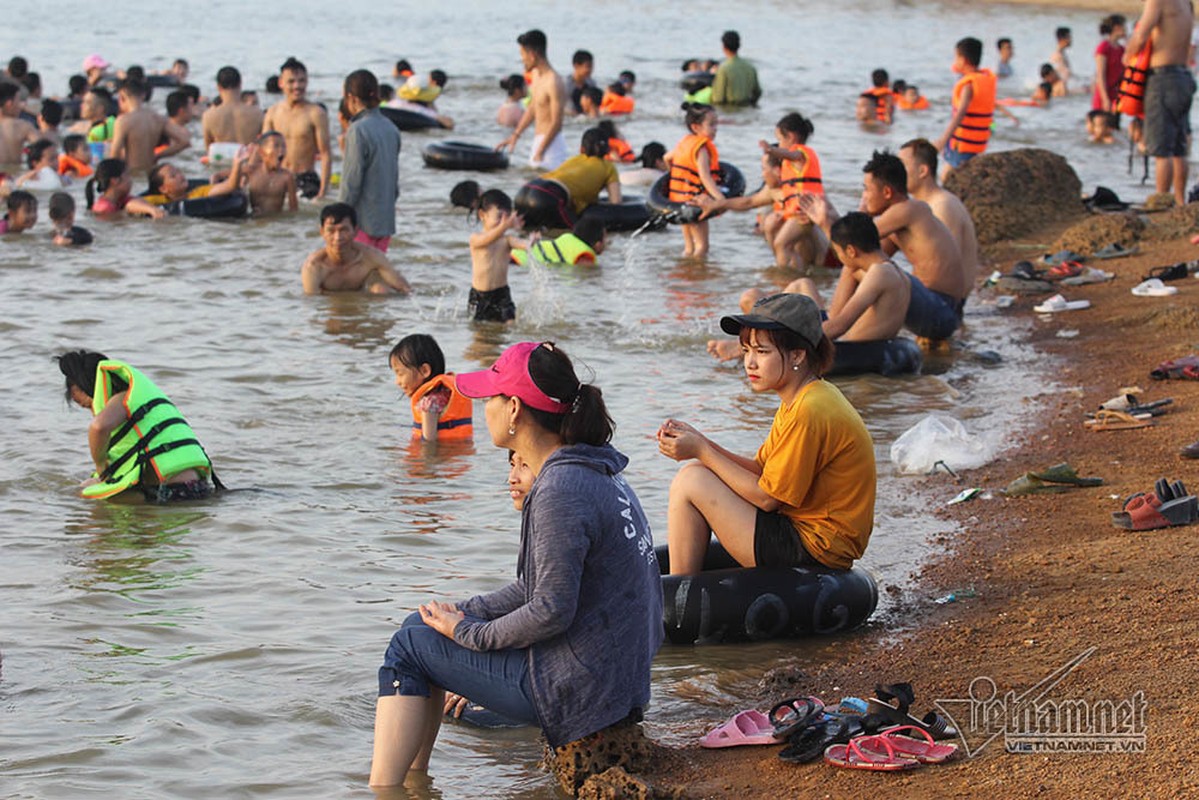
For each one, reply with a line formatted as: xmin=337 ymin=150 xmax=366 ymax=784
xmin=514 ymin=178 xmax=575 ymax=230
xmin=295 ymin=171 xmax=320 ymax=199
xmin=469 ymin=285 xmax=516 ymax=322
xmin=753 ymin=509 xmax=819 ymax=567
xmin=142 ymin=479 xmax=213 ymax=504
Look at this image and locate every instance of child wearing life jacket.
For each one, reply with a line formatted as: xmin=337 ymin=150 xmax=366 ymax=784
xmin=666 ymin=104 xmax=722 ymax=258
xmin=85 ymin=158 xmax=164 ymax=218
xmin=759 ymin=112 xmax=824 ymax=270
xmin=897 ymin=85 xmax=930 ymax=111
xmin=600 ymin=81 xmax=635 ymax=116
xmin=934 ymin=37 xmax=998 ymax=174
xmin=511 ymin=216 xmax=605 ymax=267
xmin=389 ymin=334 xmax=473 ymax=442
xmin=58 ymin=134 xmax=93 ymax=179
xmin=862 ymin=69 xmax=893 ymax=124
xmin=597 ymin=120 xmax=634 ymax=163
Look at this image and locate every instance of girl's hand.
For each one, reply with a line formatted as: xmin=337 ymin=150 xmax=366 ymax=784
xmin=657 ymin=419 xmax=704 ymax=461
xmin=419 ymin=600 xmax=465 ymax=639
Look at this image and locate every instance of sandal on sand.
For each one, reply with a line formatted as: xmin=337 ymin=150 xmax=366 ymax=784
xmin=1004 ymin=474 xmax=1072 ymax=496
xmin=1040 ymin=249 xmax=1086 ymax=267
xmin=1092 ymin=243 xmax=1139 ymax=260
xmin=824 ymin=735 xmax=922 ymax=771
xmin=1125 ymin=398 xmax=1174 ymax=417
xmin=1143 ymin=263 xmax=1189 ymax=282
xmin=1028 ymin=462 xmax=1104 ymax=486
xmin=1131 ymin=278 xmax=1179 ymax=297
xmin=1060 ymin=266 xmax=1115 ymax=286
xmin=862 ymin=726 xmax=959 ymax=764
xmin=1182 ymin=441 xmax=1199 ymax=459
xmin=767 ymin=696 xmax=825 ymax=739
xmin=867 ymin=683 xmax=958 ymax=740
xmin=1084 ymin=409 xmax=1155 ymax=431
xmin=1009 ymin=260 xmax=1044 ymax=280
xmin=699 ymin=710 xmax=781 ymax=748
xmin=1111 ymin=480 xmax=1198 ymax=530
xmin=1033 ymin=294 xmax=1090 ymax=313
xmin=1046 ymin=261 xmax=1084 ymax=280
xmin=1150 ymin=355 xmax=1199 ymax=381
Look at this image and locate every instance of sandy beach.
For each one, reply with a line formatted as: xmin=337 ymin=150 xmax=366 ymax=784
xmin=640 ymin=205 xmax=1199 ymax=797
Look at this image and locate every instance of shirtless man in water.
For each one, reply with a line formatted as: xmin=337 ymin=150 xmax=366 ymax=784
xmin=0 ymin=83 xmax=38 ymax=166
xmin=496 ymin=29 xmax=568 ymax=170
xmin=202 ymin=66 xmax=263 ymax=149
xmin=1125 ymin=0 xmax=1196 ymax=205
xmin=898 ymin=138 xmax=979 ymax=292
xmin=111 ymin=79 xmax=189 ymax=172
xmin=801 ymin=150 xmax=966 ymax=344
xmin=262 ymin=57 xmax=331 ymax=199
xmin=301 ymin=203 xmax=410 ymax=295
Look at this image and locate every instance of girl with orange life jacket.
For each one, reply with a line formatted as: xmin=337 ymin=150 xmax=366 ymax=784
xmin=600 ymin=83 xmax=635 ymax=116
xmin=666 ymin=103 xmax=722 ymax=258
xmin=389 ymin=334 xmax=473 ymax=442
xmin=597 ymin=120 xmax=634 ymax=163
xmin=761 ymin=112 xmax=825 ymax=270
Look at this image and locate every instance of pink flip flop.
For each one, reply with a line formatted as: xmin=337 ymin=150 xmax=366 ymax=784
xmin=824 ymin=734 xmax=923 ymax=771
xmin=699 ymin=710 xmax=779 ymax=748
xmin=863 ymin=725 xmax=959 ymax=764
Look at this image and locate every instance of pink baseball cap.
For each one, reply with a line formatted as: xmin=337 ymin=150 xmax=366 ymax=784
xmin=455 ymin=341 xmax=572 ymax=413
xmin=82 ymin=54 xmax=110 ymax=71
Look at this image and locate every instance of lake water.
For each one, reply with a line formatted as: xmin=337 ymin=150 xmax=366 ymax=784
xmin=1 ymin=0 xmax=1150 ymax=796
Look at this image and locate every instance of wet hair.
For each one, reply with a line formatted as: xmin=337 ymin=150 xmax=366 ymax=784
xmin=394 ymin=59 xmax=413 ymax=76
xmin=524 ymin=342 xmax=613 ymax=445
xmin=572 ymin=50 xmax=593 ymax=67
xmin=450 ymin=180 xmax=481 ymax=212
xmin=830 ymin=211 xmax=882 ymax=253
xmin=1055 ymin=27 xmax=1071 ymax=41
xmin=68 ymin=74 xmax=88 ymax=96
xmin=8 ymin=56 xmax=28 ymax=79
xmin=0 ymin=83 xmax=18 ymax=106
xmin=479 ymin=188 xmax=513 ymax=213
xmin=892 ymin=79 xmax=908 ymax=94
xmin=63 ymin=133 xmax=87 ymax=156
xmin=118 ymin=77 xmax=147 ymax=101
xmin=430 ymin=69 xmax=447 ymax=88
xmin=280 ymin=56 xmax=307 ymax=75
xmin=596 ymin=119 xmax=620 ymax=140
xmin=88 ymin=86 xmax=114 ymax=106
xmin=738 ymin=326 xmax=835 ymax=378
xmin=55 ymin=349 xmax=117 ymax=402
xmin=181 ymin=83 xmax=201 ymax=102
xmin=126 ymin=65 xmax=146 ymax=82
xmin=39 ymin=99 xmax=63 ymax=127
xmin=906 ymin=84 xmax=920 ymax=95
xmin=956 ymin=37 xmax=983 ymax=68
xmin=997 ymin=37 xmax=1012 ymax=50
xmin=320 ymin=202 xmax=357 ymax=229
xmin=216 ymin=66 xmax=242 ymax=90
xmin=173 ymin=58 xmax=189 ymax=71
xmin=6 ymin=189 xmax=36 ymax=214
xmin=579 ymin=127 xmax=610 ymax=158
xmin=863 ymin=150 xmax=907 ymax=195
xmin=343 ymin=69 xmax=380 ymax=107
xmin=22 ymin=72 xmax=41 ymax=97
xmin=682 ymin=102 xmax=715 ymax=131
xmin=165 ymin=90 xmax=191 ymax=119
xmin=901 ymin=137 xmax=938 ymax=177
xmin=85 ymin=158 xmax=127 ymax=209
xmin=1039 ymin=63 xmax=1056 ymax=80
xmin=389 ymin=334 xmax=445 ymax=378
xmin=517 ymin=29 xmax=548 ymax=58
xmin=871 ymin=69 xmax=889 ymax=88
xmin=378 ymin=83 xmax=395 ymax=103
xmin=265 ymin=75 xmax=281 ymax=93
xmin=27 ymin=139 xmax=55 ymax=170
xmin=636 ymin=141 xmax=666 ymax=167
xmin=48 ymin=191 xmax=75 ymax=222
xmin=257 ymin=130 xmax=285 ymax=148
xmin=580 ymin=85 xmax=603 ymax=110
xmin=1037 ymin=81 xmax=1054 ymax=99
xmin=572 ymin=217 xmax=605 ymax=249
xmin=605 ymin=81 xmax=627 ymax=97
xmin=146 ymin=163 xmax=175 ymax=196
xmin=721 ymin=30 xmax=741 ymax=53
xmin=500 ymin=74 xmax=526 ymax=98
xmin=619 ymin=70 xmax=636 ymax=85
xmin=776 ymin=112 xmax=814 ymax=144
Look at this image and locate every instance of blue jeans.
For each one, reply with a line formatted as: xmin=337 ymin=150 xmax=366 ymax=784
xmin=941 ymin=145 xmax=977 ymax=169
xmin=377 ymin=612 xmax=540 ymax=727
xmin=905 ymin=275 xmax=964 ymax=340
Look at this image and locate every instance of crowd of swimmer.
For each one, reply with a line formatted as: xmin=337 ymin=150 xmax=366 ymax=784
xmin=2 ymin=17 xmax=1163 ymax=790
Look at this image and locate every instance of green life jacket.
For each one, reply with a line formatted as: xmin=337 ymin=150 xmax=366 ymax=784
xmin=511 ymin=233 xmax=597 ymax=267
xmin=82 ymin=359 xmax=212 ymax=499
xmin=684 ymin=86 xmax=713 ymax=105
xmin=87 ymin=116 xmax=116 ymax=144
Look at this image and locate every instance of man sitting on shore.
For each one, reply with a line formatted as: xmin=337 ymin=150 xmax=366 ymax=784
xmin=301 ymin=203 xmax=411 ymax=295
xmin=898 ymin=138 xmax=979 ymax=298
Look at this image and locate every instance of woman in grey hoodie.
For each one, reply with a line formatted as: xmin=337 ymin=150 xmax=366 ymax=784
xmin=369 ymin=341 xmax=664 ymax=788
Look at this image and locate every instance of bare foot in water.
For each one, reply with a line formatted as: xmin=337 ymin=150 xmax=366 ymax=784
xmin=706 ymin=339 xmax=742 ymax=361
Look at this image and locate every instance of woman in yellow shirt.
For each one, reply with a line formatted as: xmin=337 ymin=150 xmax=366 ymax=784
xmin=657 ymin=293 xmax=876 ymax=573
xmin=514 ymin=128 xmax=621 ymax=229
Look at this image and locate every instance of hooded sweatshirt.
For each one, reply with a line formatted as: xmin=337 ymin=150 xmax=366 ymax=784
xmin=455 ymin=443 xmax=663 ymax=747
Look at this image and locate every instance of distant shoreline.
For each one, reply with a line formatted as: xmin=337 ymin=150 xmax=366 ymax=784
xmin=976 ymin=0 xmax=1141 ymax=12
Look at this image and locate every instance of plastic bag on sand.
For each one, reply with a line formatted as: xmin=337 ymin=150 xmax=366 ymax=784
xmin=890 ymin=415 xmax=996 ymax=475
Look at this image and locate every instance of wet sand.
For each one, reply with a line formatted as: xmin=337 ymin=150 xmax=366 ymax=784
xmin=642 ymin=215 xmax=1199 ymax=796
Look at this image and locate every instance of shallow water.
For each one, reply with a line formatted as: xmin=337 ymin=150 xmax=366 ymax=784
xmin=0 ymin=0 xmax=1150 ymax=796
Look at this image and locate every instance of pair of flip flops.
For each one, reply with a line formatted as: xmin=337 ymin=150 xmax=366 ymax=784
xmin=699 ymin=696 xmax=825 ymax=748
xmin=1084 ymin=409 xmax=1155 ymax=431
xmin=824 ymin=726 xmax=958 ymax=771
xmin=1111 ymin=479 xmax=1198 ymax=531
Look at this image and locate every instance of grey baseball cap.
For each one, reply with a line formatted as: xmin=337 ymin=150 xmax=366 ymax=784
xmin=719 ymin=293 xmax=823 ymax=350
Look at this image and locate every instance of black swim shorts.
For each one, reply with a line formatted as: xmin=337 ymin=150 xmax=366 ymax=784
xmin=1145 ymin=66 xmax=1196 ymax=158
xmin=468 ymin=285 xmax=516 ymax=323
xmin=143 ymin=479 xmax=213 ymax=504
xmin=754 ymin=509 xmax=820 ymax=568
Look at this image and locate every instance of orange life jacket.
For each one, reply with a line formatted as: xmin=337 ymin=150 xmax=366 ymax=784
xmin=864 ymin=86 xmax=892 ymax=122
xmin=779 ymin=144 xmax=823 ymax=219
xmin=949 ymin=69 xmax=998 ymax=154
xmin=1116 ymin=45 xmax=1151 ymax=118
xmin=409 ymin=374 xmax=473 ymax=441
xmin=58 ymin=153 xmax=93 ymax=177
xmin=606 ymin=137 xmax=635 ymax=163
xmin=896 ymin=95 xmax=929 ymax=111
xmin=668 ymin=134 xmax=719 ymax=202
xmin=600 ymin=91 xmax=634 ymax=116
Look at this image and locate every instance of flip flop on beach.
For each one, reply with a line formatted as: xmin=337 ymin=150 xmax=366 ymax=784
xmin=1060 ymin=266 xmax=1115 ymax=286
xmin=860 ymin=726 xmax=959 ymax=764
xmin=1045 ymin=261 xmax=1084 ymax=281
xmin=1143 ymin=263 xmax=1189 ymax=282
xmin=1131 ymin=278 xmax=1179 ymax=297
xmin=699 ymin=709 xmax=781 ymax=748
xmin=1092 ymin=243 xmax=1139 ymax=260
xmin=768 ymin=696 xmax=825 ymax=739
xmin=1033 ymin=294 xmax=1091 ymax=313
xmin=1181 ymin=440 xmax=1199 ymax=459
xmin=1150 ymin=355 xmax=1199 ymax=381
xmin=1084 ymin=409 xmax=1155 ymax=431
xmin=824 ymin=735 xmax=922 ymax=771
xmin=1111 ymin=480 xmax=1198 ymax=530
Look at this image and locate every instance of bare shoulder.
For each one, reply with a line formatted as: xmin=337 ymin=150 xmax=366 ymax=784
xmin=363 ymin=243 xmax=392 ymax=268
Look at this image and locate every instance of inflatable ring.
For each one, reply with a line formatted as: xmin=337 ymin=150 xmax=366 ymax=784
xmin=421 ymin=140 xmax=509 ymax=171
xmin=578 ymin=195 xmax=653 ymax=232
xmin=145 ymin=75 xmax=180 ymax=89
xmin=828 ymin=338 xmax=924 ymax=377
xmin=680 ymin=71 xmax=715 ymax=94
xmin=164 ymin=191 xmax=249 ymax=219
xmin=656 ymin=542 xmax=878 ymax=644
xmin=381 ymin=105 xmax=448 ymax=132
xmin=646 ymin=163 xmax=746 ymax=225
